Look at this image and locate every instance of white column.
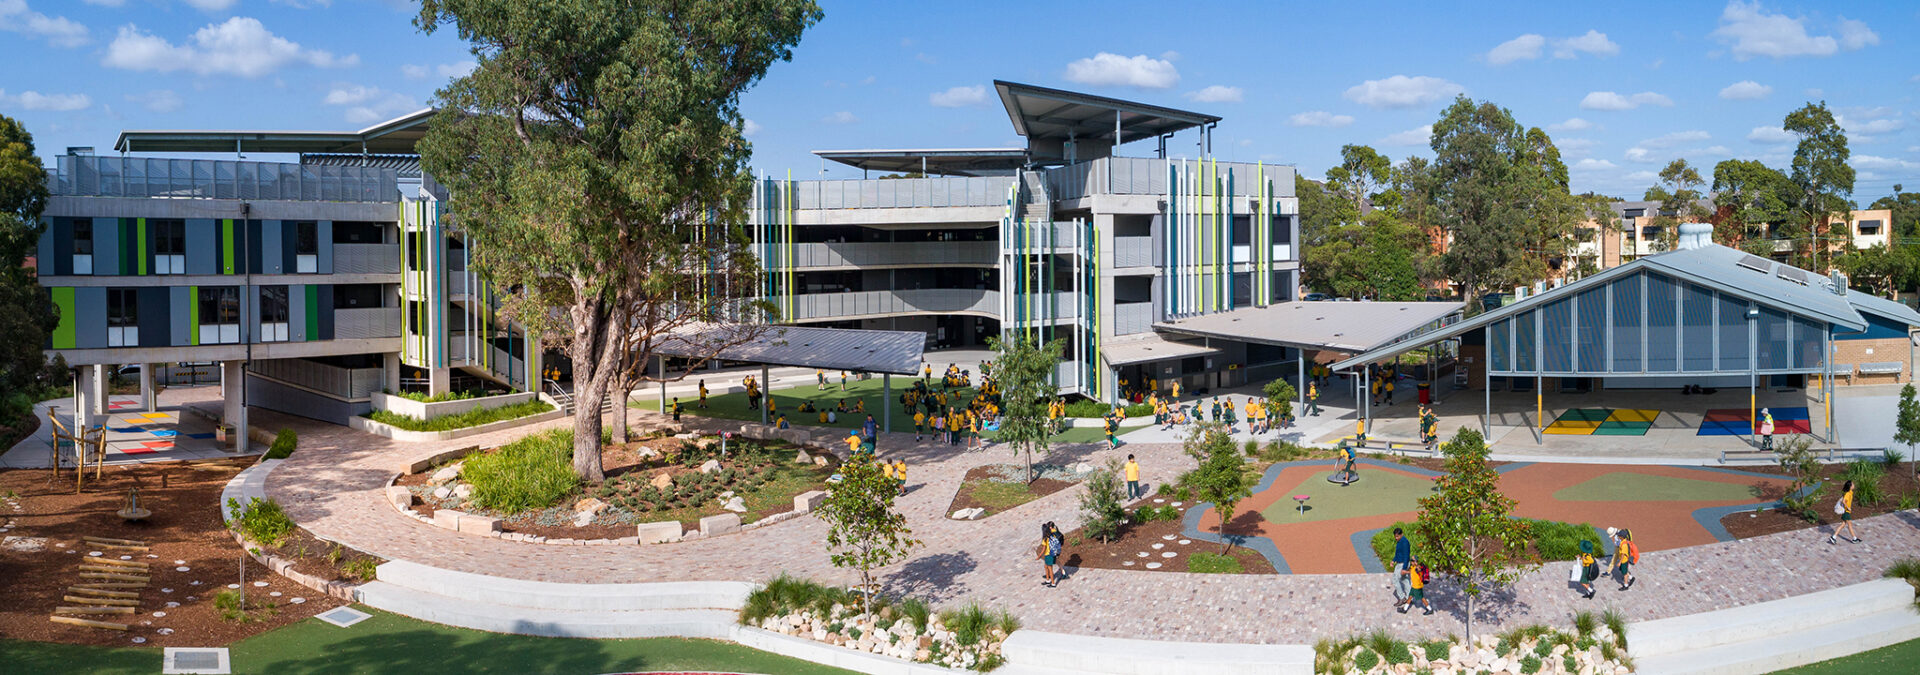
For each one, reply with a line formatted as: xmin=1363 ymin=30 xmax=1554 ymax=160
xmin=75 ymin=366 xmax=97 ymax=429
xmin=384 ymin=352 xmax=402 ymax=393
xmin=222 ymin=361 xmax=244 ymax=429
xmin=90 ymin=363 xmax=108 ymax=417
xmin=428 ymin=367 xmax=451 ymax=396
xmin=140 ymin=363 xmax=157 ymax=412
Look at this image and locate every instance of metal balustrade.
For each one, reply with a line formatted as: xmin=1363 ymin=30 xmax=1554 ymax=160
xmin=334 ymin=307 xmax=403 ymax=339
xmin=784 ymin=289 xmax=1000 ymax=321
xmin=1113 ymin=302 xmax=1154 ymax=336
xmin=333 ymin=244 xmax=401 ymax=274
xmin=247 ymin=358 xmax=383 ymax=399
xmin=788 ymin=176 xmax=1016 ymax=210
xmin=793 ymin=241 xmax=996 ymax=268
xmin=53 ymin=156 xmax=400 ymax=202
xmin=1113 ymin=237 xmax=1153 ymax=268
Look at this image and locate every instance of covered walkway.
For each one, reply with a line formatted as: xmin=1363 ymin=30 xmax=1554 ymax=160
xmin=652 ymin=324 xmax=926 ymax=432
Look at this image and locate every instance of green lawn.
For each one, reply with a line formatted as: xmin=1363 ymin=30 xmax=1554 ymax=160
xmin=1771 ymin=636 xmax=1920 ymax=674
xmin=636 ymin=376 xmax=1123 ymax=445
xmin=3 ymin=606 xmax=856 ymax=675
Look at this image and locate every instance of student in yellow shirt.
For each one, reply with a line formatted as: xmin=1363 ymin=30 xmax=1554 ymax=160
xmin=913 ymin=411 xmax=926 ymax=442
xmin=817 ymin=369 xmax=827 ymax=390
xmin=1406 ymin=559 xmax=1433 ymax=615
xmin=697 ymin=380 xmax=709 ymax=408
xmin=1124 ymin=454 xmax=1142 ymax=500
xmin=1830 ymin=480 xmax=1861 ymax=544
xmin=845 ymin=431 xmax=863 ymax=457
xmin=1575 ymin=540 xmax=1599 ymax=599
xmin=893 ymin=459 xmax=907 ymax=492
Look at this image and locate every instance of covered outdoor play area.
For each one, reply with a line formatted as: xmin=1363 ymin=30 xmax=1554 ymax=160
xmin=1328 ymin=226 xmax=1920 ymax=455
xmin=649 ymin=324 xmax=927 ymax=433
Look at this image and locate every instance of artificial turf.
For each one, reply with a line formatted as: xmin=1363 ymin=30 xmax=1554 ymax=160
xmin=2 ymin=607 xmax=857 ymax=675
xmin=1769 ymin=636 xmax=1920 ymax=675
xmin=1552 ymin=472 xmax=1760 ymax=502
xmin=634 ymin=376 xmax=1122 ymax=445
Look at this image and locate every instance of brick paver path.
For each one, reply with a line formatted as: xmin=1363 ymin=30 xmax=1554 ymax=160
xmin=216 ymin=385 xmax=1920 ymax=643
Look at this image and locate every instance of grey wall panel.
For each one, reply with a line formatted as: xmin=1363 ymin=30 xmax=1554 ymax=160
xmin=37 ymin=218 xmax=53 ymax=271
xmin=137 ymin=287 xmax=169 ymax=348
xmin=75 ymin=287 xmax=107 ymax=349
xmin=245 ymin=286 xmax=260 ymax=337
xmin=185 ymin=219 xmax=218 ymax=274
xmin=317 ymin=221 xmax=333 ymax=273
xmin=260 ymin=220 xmax=283 ymax=274
xmin=97 ymin=217 xmax=120 ymax=276
xmin=290 ymin=284 xmax=307 ymax=342
xmin=245 ymin=374 xmax=359 ymax=425
xmin=170 ymin=286 xmax=191 ymax=345
xmin=52 ymin=218 xmax=73 ymax=276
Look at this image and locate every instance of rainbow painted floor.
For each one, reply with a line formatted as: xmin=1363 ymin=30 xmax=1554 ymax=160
xmin=1542 ymin=408 xmax=1659 ymax=436
xmin=1698 ymin=407 xmax=1811 ymax=436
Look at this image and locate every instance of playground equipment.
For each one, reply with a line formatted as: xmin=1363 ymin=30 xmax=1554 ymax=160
xmin=46 ymin=409 xmax=109 ymax=493
xmin=116 ymin=488 xmax=151 ymax=522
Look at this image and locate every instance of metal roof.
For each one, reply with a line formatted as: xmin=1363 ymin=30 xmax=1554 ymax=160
xmin=115 ymin=109 xmax=436 ymax=155
xmin=1155 ymin=301 xmax=1464 ymax=353
xmin=655 ymin=324 xmax=926 ymax=375
xmin=994 ymin=80 xmax=1219 ymax=144
xmin=301 ymin=153 xmax=423 ymax=177
xmin=1100 ymin=334 xmax=1221 ymax=366
xmin=813 ymin=148 xmax=1028 ymax=177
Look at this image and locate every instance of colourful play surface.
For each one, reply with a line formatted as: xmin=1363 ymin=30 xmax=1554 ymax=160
xmin=1698 ymin=407 xmax=1811 ymax=436
xmin=1188 ymin=461 xmax=1791 ymax=575
xmin=1542 ymin=408 xmax=1658 ymax=436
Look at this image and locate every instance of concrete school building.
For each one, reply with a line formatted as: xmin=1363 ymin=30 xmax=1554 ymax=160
xmin=749 ymin=81 xmax=1312 ymax=402
xmin=34 ymin=110 xmax=540 ymax=435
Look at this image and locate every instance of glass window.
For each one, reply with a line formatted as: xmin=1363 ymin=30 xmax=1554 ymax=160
xmin=260 ymin=286 xmax=289 ymax=323
xmin=73 ymin=219 xmax=94 ymax=255
xmin=295 ymin=222 xmax=319 ymax=254
xmin=1857 ymin=220 xmax=1882 ymax=234
xmin=108 ymin=288 xmax=138 ymax=347
xmin=153 ymin=219 xmax=185 ymax=274
xmin=199 ymin=286 xmax=240 ymax=325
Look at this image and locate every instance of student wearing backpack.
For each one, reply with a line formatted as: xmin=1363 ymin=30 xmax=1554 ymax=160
xmin=1407 ymin=558 xmax=1433 ymax=615
xmin=1036 ymin=522 xmax=1065 ymax=587
xmin=1607 ymin=527 xmax=1638 ymax=591
xmin=1575 ymin=540 xmax=1600 ymax=599
xmin=1829 ymin=480 xmax=1862 ymax=544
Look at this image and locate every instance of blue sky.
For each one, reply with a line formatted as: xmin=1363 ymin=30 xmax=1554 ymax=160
xmin=4 ymin=0 xmax=1917 ymax=203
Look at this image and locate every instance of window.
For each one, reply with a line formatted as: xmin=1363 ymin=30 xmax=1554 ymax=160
xmin=72 ymin=219 xmax=94 ymax=274
xmin=1857 ymin=220 xmax=1883 ymax=235
xmin=1641 ymin=225 xmax=1662 ymax=239
xmin=259 ymin=286 xmax=290 ymax=342
xmin=198 ymin=286 xmax=241 ymax=344
xmin=107 ymin=288 xmax=138 ymax=347
xmin=295 ymin=222 xmax=318 ymax=273
xmin=153 ymin=219 xmax=185 ymax=274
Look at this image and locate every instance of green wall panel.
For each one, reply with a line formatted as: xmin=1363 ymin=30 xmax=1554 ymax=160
xmin=305 ymin=285 xmax=319 ymax=341
xmin=188 ymin=285 xmax=200 ymax=346
xmin=51 ymin=287 xmax=76 ymax=349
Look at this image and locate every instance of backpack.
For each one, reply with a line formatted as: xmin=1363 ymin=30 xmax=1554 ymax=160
xmin=1623 ymin=540 xmax=1639 ymax=565
xmin=1048 ymin=534 xmax=1062 ymax=556
xmin=1417 ymin=563 xmax=1431 ymax=584
xmin=1834 ymin=496 xmax=1846 ymax=515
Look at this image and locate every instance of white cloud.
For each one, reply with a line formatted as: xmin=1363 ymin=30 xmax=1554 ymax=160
xmin=821 ymin=111 xmax=859 ymax=124
xmin=0 ymin=0 xmax=91 ymax=48
xmin=322 ymin=84 xmax=416 ymax=124
xmin=1548 ymin=117 xmax=1593 ymax=132
xmin=929 ymin=85 xmax=986 ymax=107
xmin=1184 ymin=85 xmax=1243 ymax=103
xmin=1343 ymin=75 xmax=1463 ymax=109
xmin=1846 ymin=118 xmax=1905 ymax=135
xmin=0 ymin=89 xmax=91 ymax=111
xmin=1700 ymin=145 xmax=1731 ymax=156
xmin=1638 ymin=130 xmax=1712 ymax=149
xmin=1836 ymin=18 xmax=1878 ymax=50
xmin=1623 ymin=170 xmax=1658 ymax=183
xmin=401 ymin=64 xmax=427 ymax=79
xmin=126 ymin=89 xmax=182 ymax=113
xmin=1063 ymin=52 xmax=1179 ymax=89
xmin=1380 ymin=124 xmax=1433 ymax=147
xmin=1579 ymin=91 xmax=1672 ymax=111
xmin=1486 ymin=34 xmax=1544 ymax=65
xmin=271 ymin=0 xmax=334 ymax=7
xmin=1287 ymin=111 xmax=1354 ymax=128
xmin=1553 ymin=30 xmax=1619 ymax=59
xmin=1747 ymin=126 xmax=1794 ymax=143
xmin=1557 ymin=138 xmax=1597 ymax=158
xmin=103 ymin=17 xmax=358 ymax=78
xmin=83 ymin=0 xmax=126 ymax=6
xmin=1711 ymin=1 xmax=1874 ymax=60
xmin=1718 ymin=80 xmax=1772 ymax=100
xmin=742 ymin=119 xmax=761 ymax=137
xmin=1624 ymin=147 xmax=1658 ymax=163
xmin=183 ymin=0 xmax=238 ymax=10
xmin=1852 ymin=155 xmax=1920 ymax=170
xmin=1573 ymin=158 xmax=1616 ymax=170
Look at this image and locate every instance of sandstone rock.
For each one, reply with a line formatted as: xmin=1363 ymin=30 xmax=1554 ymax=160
xmin=794 ymin=450 xmax=811 ymax=463
xmin=431 ymin=486 xmax=452 ymax=500
xmin=430 ymin=463 xmax=462 ymax=483
xmin=432 ymin=509 xmax=466 ymax=530
xmin=634 ymin=520 xmax=681 ymax=544
xmin=699 ymin=512 xmax=741 ymax=536
xmin=698 ymin=459 xmax=722 ymax=474
xmin=574 ymin=498 xmax=608 ymax=515
xmin=915 ymin=649 xmax=931 ymax=661
xmin=385 ymin=486 xmax=413 ymax=510
xmin=1074 ymin=462 xmax=1093 ymax=474
xmin=695 ymin=437 xmax=720 ymax=451
xmin=451 ymin=483 xmax=474 ymax=500
xmin=650 ymin=472 xmax=674 ymax=490
xmin=456 ymin=514 xmax=501 ymax=534
xmin=813 ymin=455 xmax=829 ymax=466
xmin=722 ymin=496 xmax=747 ymax=513
xmin=793 ymin=490 xmax=826 ymax=513
xmin=572 ymin=511 xmax=595 ymax=527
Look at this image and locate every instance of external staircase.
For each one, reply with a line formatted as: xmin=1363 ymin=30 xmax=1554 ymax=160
xmin=354 ymin=559 xmax=752 ymax=639
xmin=1629 ymin=577 xmax=1920 ymax=674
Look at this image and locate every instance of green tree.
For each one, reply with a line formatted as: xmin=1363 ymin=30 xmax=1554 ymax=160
xmin=1834 ymin=244 xmax=1920 ymax=298
xmin=1325 ymin=144 xmax=1392 ymax=226
xmin=1785 ymin=102 xmax=1855 ymax=271
xmin=816 ymin=457 xmax=917 ymax=614
xmin=1262 ymin=378 xmax=1297 ymax=410
xmin=1868 ymin=185 xmax=1920 ymax=240
xmin=1712 ymin=158 xmax=1798 ymax=247
xmin=1078 ymin=458 xmax=1127 ymax=543
xmin=0 ymin=114 xmax=56 ymax=395
xmin=1413 ymin=427 xmax=1537 ymax=644
xmin=412 ymin=0 xmax=821 ymax=481
xmin=1642 ymin=159 xmax=1711 ymax=252
xmin=1427 ymin=96 xmax=1577 ymax=311
xmin=988 ymin=335 xmax=1063 ymax=482
xmin=1296 ymin=174 xmax=1340 ymax=295
xmin=1184 ymin=426 xmax=1255 ymax=549
xmin=1896 ymin=384 xmax=1920 ymax=482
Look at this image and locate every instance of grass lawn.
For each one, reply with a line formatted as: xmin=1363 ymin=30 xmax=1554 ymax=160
xmin=1770 ymin=636 xmax=1920 ymax=674
xmin=963 ymin=479 xmax=1050 ymax=512
xmin=3 ymin=606 xmax=856 ymax=675
xmin=636 ymin=376 xmax=1124 ymax=445
xmin=1187 ymin=552 xmax=1245 ymax=574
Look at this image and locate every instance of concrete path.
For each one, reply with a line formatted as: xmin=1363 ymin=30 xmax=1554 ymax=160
xmin=1 ymin=385 xmax=261 ymax=469
xmin=228 ymin=384 xmax=1920 ymax=644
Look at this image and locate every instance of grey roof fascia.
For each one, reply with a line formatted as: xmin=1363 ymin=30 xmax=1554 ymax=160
xmin=1639 ymin=251 xmax=1866 ymax=331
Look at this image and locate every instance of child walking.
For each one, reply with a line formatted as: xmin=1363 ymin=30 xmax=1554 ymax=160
xmin=1829 ymin=480 xmax=1862 ymax=544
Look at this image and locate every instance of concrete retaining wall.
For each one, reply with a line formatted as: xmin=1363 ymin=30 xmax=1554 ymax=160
xmin=348 ymin=407 xmax=565 ymax=442
xmin=373 ymin=391 xmax=537 ymax=420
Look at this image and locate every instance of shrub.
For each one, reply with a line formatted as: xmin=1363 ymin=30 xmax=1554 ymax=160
xmin=1600 ymin=609 xmax=1629 ymax=649
xmin=227 ymin=497 xmax=295 ymax=547
xmin=1777 ymin=436 xmax=1826 ymax=522
xmin=1572 ymin=610 xmax=1598 ymax=637
xmin=941 ymin=604 xmax=991 ymax=646
xmin=1885 ymin=558 xmax=1920 ymax=587
xmin=1884 ymin=448 xmax=1907 ymax=470
xmin=1387 ymin=640 xmax=1413 ymax=665
xmin=1371 ymin=518 xmax=1598 ymax=568
xmin=263 ymin=428 xmax=298 ymax=460
xmin=364 ymin=399 xmax=554 ymax=432
xmin=1352 ymin=648 xmax=1380 ymax=671
xmin=1422 ymin=640 xmax=1450 ymax=662
xmin=343 ymin=557 xmax=379 ymax=581
xmin=1520 ymin=655 xmax=1542 ymax=674
xmin=1188 ymin=552 xmax=1243 ymax=574
xmin=1078 ymin=458 xmax=1128 ymax=543
xmin=899 ymin=597 xmax=931 ymax=631
xmin=1901 ymin=492 xmax=1919 ymax=511
xmin=1844 ymin=459 xmax=1886 ymax=507
xmin=462 ymin=429 xmax=578 ymax=513
xmin=1122 ymin=403 xmax=1153 ymax=418
xmin=1259 ymin=440 xmax=1312 ymax=463
xmin=388 ymin=388 xmax=494 ymax=403
xmin=976 ymin=652 xmax=1007 ymax=672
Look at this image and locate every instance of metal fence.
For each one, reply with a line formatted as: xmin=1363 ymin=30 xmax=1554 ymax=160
xmin=793 ymin=241 xmax=996 ymax=268
xmin=1113 ymin=302 xmax=1154 ymax=336
xmin=334 ymin=307 xmax=402 ymax=339
xmin=1113 ymin=237 xmax=1153 ymax=268
xmin=788 ymin=176 xmax=1015 ymax=210
xmin=52 ymin=155 xmax=400 ymax=202
xmin=785 ymin=289 xmax=999 ymax=321
xmin=247 ymin=358 xmax=383 ymax=399
xmin=333 ymin=243 xmax=400 ymax=274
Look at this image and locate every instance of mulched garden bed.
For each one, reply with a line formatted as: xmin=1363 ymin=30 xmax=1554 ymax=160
xmin=1065 ymin=510 xmax=1276 ymax=574
xmin=946 ymin=464 xmax=1080 ymax=518
xmin=1719 ymin=459 xmax=1920 ymax=540
xmin=0 ymin=462 xmax=343 ymax=648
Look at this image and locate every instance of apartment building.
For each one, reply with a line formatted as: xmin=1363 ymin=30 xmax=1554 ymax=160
xmin=750 ymin=82 xmax=1303 ymax=401
xmin=36 ymin=111 xmax=538 ymax=432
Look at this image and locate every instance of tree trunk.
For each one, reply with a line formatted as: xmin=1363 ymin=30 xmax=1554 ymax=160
xmin=568 ymin=294 xmax=619 ymax=483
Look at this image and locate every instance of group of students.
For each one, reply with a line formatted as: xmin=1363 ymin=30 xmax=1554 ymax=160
xmin=1572 ymin=527 xmax=1641 ymax=599
xmin=1151 ymin=394 xmax=1296 ymax=435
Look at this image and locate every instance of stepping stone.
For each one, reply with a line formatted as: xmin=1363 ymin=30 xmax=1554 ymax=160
xmin=120 ymin=555 xmax=132 ymax=560
xmin=147 ymin=555 xmax=157 ymax=559
xmin=131 ymin=637 xmax=145 ymax=644
xmin=269 ymin=592 xmax=282 ymax=598
xmin=252 ymin=581 xmax=268 ymax=587
xmin=174 ymin=560 xmax=186 ymax=565
xmin=1123 ymin=561 xmax=1135 ymax=566
xmin=1146 ymin=562 xmax=1162 ymax=569
xmin=1178 ymin=539 xmax=1191 ymax=545
xmin=227 ymin=584 xmax=240 ymax=589
xmin=65 ymin=550 xmax=76 ymax=554
xmin=189 ymin=581 xmax=201 ymax=586
xmin=290 ymin=598 xmax=306 ymax=604
xmin=89 ymin=551 xmax=101 ymax=556
xmin=161 ymin=588 xmax=172 ymax=593
xmin=1153 ymin=499 xmax=1165 ymax=504
xmin=157 ymin=628 xmax=173 ymax=635
xmin=1152 ymin=543 xmax=1164 ymax=550
xmin=166 ymin=602 xmax=180 ymax=608
xmin=1171 ymin=502 xmax=1183 ymax=507
xmin=177 ymin=567 xmax=191 ymax=572
xmin=152 ymin=611 xmax=166 ymax=617
xmin=1161 ymin=534 xmax=1176 ymax=540
xmin=1161 ymin=552 xmax=1177 ymax=558
xmin=1136 ymin=551 xmax=1149 ymax=557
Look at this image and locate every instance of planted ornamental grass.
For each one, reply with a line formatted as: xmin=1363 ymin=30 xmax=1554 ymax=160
xmin=364 ymin=399 xmax=553 ymax=432
xmin=461 ymin=429 xmax=579 ymax=513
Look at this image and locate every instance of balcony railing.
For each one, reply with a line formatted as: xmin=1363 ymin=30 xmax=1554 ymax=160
xmin=1113 ymin=302 xmax=1155 ymax=336
xmin=52 ymin=156 xmax=400 ymax=202
xmin=785 ymin=289 xmax=999 ymax=321
xmin=1010 ymin=292 xmax=1081 ymax=322
xmin=793 ymin=241 xmax=996 ymax=268
xmin=784 ymin=176 xmax=1016 ymax=210
xmin=333 ymin=243 xmax=400 ymax=275
xmin=1044 ymin=157 xmax=1297 ymax=200
xmin=334 ymin=307 xmax=402 ymax=339
xmin=247 ymin=358 xmax=383 ymax=399
xmin=1113 ymin=237 xmax=1153 ymax=267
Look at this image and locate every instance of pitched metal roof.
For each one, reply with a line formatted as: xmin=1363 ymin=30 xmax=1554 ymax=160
xmin=301 ymin=153 xmax=422 ymax=178
xmin=114 ymin=109 xmax=436 ymax=155
xmin=1155 ymin=301 xmax=1464 ymax=353
xmin=655 ymin=324 xmax=926 ymax=375
xmin=813 ymin=148 xmax=1028 ymax=177
xmin=994 ymin=80 xmax=1220 ymax=144
xmin=1101 ymin=334 xmax=1221 ymax=366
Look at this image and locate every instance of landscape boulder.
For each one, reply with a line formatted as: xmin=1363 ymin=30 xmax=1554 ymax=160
xmin=574 ymin=498 xmax=609 ymax=515
xmin=698 ymin=459 xmax=722 ymax=474
xmin=793 ymin=490 xmax=826 ymax=513
xmin=650 ymin=472 xmax=674 ymax=490
xmin=636 ymin=521 xmax=682 ymax=544
xmin=430 ymin=463 xmax=462 ymax=484
xmin=456 ymin=514 xmax=502 ymax=535
xmin=385 ymin=486 xmax=413 ymax=511
xmin=721 ymin=496 xmax=747 ymax=513
xmin=699 ymin=512 xmax=741 ymax=537
xmin=451 ymin=484 xmax=474 ymax=500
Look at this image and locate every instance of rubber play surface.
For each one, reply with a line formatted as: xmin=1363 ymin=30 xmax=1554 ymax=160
xmin=1188 ymin=460 xmax=1791 ymax=574
xmin=1698 ymin=407 xmax=1811 ymax=436
xmin=1543 ymin=408 xmax=1659 ymax=436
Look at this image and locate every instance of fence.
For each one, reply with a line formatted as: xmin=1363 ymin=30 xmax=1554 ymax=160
xmin=53 ymin=156 xmax=400 ymax=202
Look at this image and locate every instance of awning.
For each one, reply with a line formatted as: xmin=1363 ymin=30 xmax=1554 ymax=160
xmin=654 ymin=324 xmax=925 ymax=375
xmin=813 ymin=148 xmax=1028 ymax=177
xmin=1101 ymin=334 xmax=1222 ymax=366
xmin=1155 ymin=301 xmax=1464 ymax=353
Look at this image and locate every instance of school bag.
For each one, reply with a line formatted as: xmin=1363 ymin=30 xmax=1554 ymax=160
xmin=1834 ymin=497 xmax=1846 ymax=514
xmin=1418 ymin=563 xmax=1431 ymax=584
xmin=1624 ymin=540 xmax=1639 ymax=565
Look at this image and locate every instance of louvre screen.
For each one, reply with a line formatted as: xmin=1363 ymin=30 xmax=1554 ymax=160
xmin=1610 ymin=274 xmax=1642 ymax=372
xmin=1758 ymin=307 xmax=1790 ymax=371
xmin=1576 ymin=288 xmax=1606 ymax=372
xmin=1646 ymin=274 xmax=1678 ymax=371
xmin=1514 ymin=310 xmax=1536 ymax=372
xmin=1489 ymin=318 xmax=1510 ymax=372
xmin=1542 ymin=299 xmax=1572 ymax=372
xmin=1718 ymin=295 xmax=1750 ymax=371
xmin=1682 ymin=283 xmax=1715 ymax=372
xmin=1794 ymin=317 xmax=1824 ymax=371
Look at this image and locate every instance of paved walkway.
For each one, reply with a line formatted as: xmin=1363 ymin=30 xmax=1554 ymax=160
xmin=228 ymin=384 xmax=1920 ymax=643
xmin=2 ymin=386 xmax=260 ymax=469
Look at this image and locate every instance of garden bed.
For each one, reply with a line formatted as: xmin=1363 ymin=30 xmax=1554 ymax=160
xmin=0 ymin=462 xmax=343 ymax=648
xmin=1066 ymin=512 xmax=1276 ymax=574
xmin=741 ymin=575 xmax=1016 ymax=672
xmin=1719 ymin=458 xmax=1919 ymax=539
xmin=946 ymin=464 xmax=1084 ymax=519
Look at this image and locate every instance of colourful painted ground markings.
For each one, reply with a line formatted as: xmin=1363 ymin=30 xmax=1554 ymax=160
xmin=1698 ymin=407 xmax=1811 ymax=436
xmin=1543 ymin=408 xmax=1658 ymax=436
xmin=1553 ymin=472 xmax=1760 ymax=502
xmin=1255 ymin=468 xmax=1435 ymax=523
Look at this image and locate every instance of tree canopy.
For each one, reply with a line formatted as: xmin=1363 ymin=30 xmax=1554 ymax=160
xmin=1785 ymin=101 xmax=1855 ymax=270
xmin=0 ymin=114 xmax=56 ymax=394
xmin=988 ymin=335 xmax=1062 ymax=482
xmin=1641 ymin=159 xmax=1710 ymax=252
xmin=1428 ymin=96 xmax=1578 ymax=307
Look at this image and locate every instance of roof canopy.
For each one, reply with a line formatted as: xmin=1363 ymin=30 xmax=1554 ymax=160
xmin=1156 ymin=301 xmax=1464 ymax=354
xmin=1101 ymin=334 xmax=1222 ymax=366
xmin=812 ymin=148 xmax=1029 ymax=177
xmin=994 ymin=80 xmax=1219 ymax=145
xmin=115 ymin=109 xmax=435 ymax=155
xmin=655 ymin=324 xmax=926 ymax=375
